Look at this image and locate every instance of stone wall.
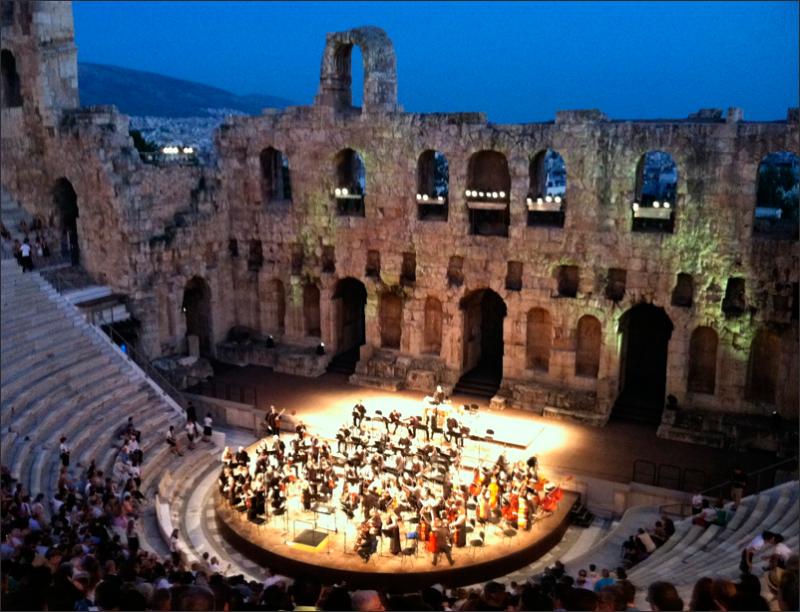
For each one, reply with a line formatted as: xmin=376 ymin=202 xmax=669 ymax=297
xmin=1 ymin=5 xmax=798 ymax=432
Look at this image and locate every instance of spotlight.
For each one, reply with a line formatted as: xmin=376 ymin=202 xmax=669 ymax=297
xmin=653 ymin=201 xmax=660 ymax=208
xmin=526 ymin=197 xmax=532 ymax=205
xmin=316 ymin=342 xmax=326 ymax=356
xmin=537 ymin=197 xmax=544 ymax=206
xmin=335 ymin=188 xmax=342 ymax=196
xmin=555 ymin=196 xmax=562 ymax=204
xmin=499 ymin=191 xmax=506 ymax=198
xmin=632 ymin=202 xmax=639 ymax=211
xmin=491 ymin=192 xmax=498 ymax=199
xmin=342 ymin=188 xmax=349 ymax=196
xmin=465 ymin=189 xmax=471 ymax=197
xmin=664 ymin=202 xmax=670 ymax=209
xmin=471 ymin=190 xmax=478 ymax=197
xmin=438 ymin=196 xmax=444 ymax=202
xmin=416 ymin=193 xmax=422 ymax=201
xmin=478 ymin=191 xmax=485 ymax=198
xmin=182 ymin=146 xmax=194 ymax=154
xmin=545 ymin=195 xmax=553 ymax=203
xmin=422 ymin=194 xmax=429 ymax=201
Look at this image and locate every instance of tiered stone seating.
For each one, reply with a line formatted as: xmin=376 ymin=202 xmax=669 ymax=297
xmin=0 ymin=259 xmax=185 ymax=526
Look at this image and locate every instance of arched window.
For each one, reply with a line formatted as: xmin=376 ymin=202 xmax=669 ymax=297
xmin=333 ymin=148 xmax=366 ymax=216
xmin=632 ymin=151 xmax=677 ymax=233
xmin=380 ymin=292 xmax=403 ymax=349
xmin=423 ymin=297 xmax=443 ymax=355
xmin=575 ymin=315 xmax=601 ymax=378
xmin=1 ymin=49 xmax=22 ymax=108
xmin=754 ymin=151 xmax=799 ymax=240
xmin=259 ymin=147 xmax=292 ymax=204
xmin=527 ymin=149 xmax=566 ymax=227
xmin=466 ymin=150 xmax=511 ymax=237
xmin=416 ymin=150 xmax=449 ymax=221
xmin=745 ymin=328 xmax=779 ymax=404
xmin=525 ymin=308 xmax=551 ymax=372
xmin=303 ymin=283 xmax=321 ymax=337
xmin=688 ymin=326 xmax=718 ymax=394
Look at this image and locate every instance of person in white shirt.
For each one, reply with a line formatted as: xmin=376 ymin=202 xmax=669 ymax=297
xmin=19 ymin=238 xmax=33 ymax=272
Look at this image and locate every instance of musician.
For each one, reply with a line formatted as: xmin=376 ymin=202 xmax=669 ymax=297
xmin=352 ymin=400 xmax=367 ymax=428
xmin=451 ymin=503 xmax=467 ymax=548
xmin=444 ymin=416 xmax=463 ymax=447
xmin=385 ymin=510 xmax=402 ymax=555
xmin=235 ymin=446 xmax=250 ymax=467
xmin=431 ymin=518 xmax=455 ymax=566
xmin=388 ymin=409 xmax=403 ymax=434
xmin=406 ymin=415 xmax=421 ymax=439
xmin=433 ymin=384 xmax=446 ymax=404
xmin=424 ymin=407 xmax=436 ymax=441
xmin=295 ymin=421 xmax=308 ymax=440
xmin=355 ymin=521 xmax=373 ymax=563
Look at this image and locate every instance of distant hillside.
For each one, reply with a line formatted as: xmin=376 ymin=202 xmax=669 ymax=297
xmin=78 ymin=62 xmax=294 ymax=118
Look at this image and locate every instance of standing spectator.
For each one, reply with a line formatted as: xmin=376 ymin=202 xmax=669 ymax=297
xmin=20 ymin=237 xmax=33 ymax=272
xmin=169 ymin=528 xmax=181 ymax=565
xmin=731 ymin=466 xmax=747 ymax=509
xmin=203 ymin=413 xmax=213 ymax=444
xmin=689 ymin=577 xmax=715 ymax=611
xmin=594 ymin=568 xmax=615 ymax=592
xmin=185 ymin=419 xmax=197 ymax=451
xmin=186 ymin=401 xmax=197 ymax=423
xmin=166 ymin=425 xmax=183 ymax=457
xmin=59 ymin=436 xmax=70 ymax=468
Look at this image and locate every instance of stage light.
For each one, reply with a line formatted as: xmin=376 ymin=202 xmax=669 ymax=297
xmin=182 ymin=146 xmax=194 ymax=154
xmin=334 ymin=188 xmax=342 ymax=196
xmin=663 ymin=202 xmax=670 ymax=209
xmin=478 ymin=191 xmax=485 ymax=198
xmin=555 ymin=196 xmax=562 ymax=204
xmin=653 ymin=201 xmax=660 ymax=208
xmin=465 ymin=189 xmax=471 ymax=197
xmin=416 ymin=193 xmax=422 ymax=201
xmin=537 ymin=197 xmax=544 ymax=206
xmin=342 ymin=188 xmax=349 ymax=196
xmin=471 ymin=190 xmax=478 ymax=197
xmin=266 ymin=335 xmax=275 ymax=348
xmin=491 ymin=192 xmax=498 ymax=199
xmin=632 ymin=202 xmax=639 ymax=211
xmin=438 ymin=196 xmax=444 ymax=202
xmin=499 ymin=191 xmax=506 ymax=198
xmin=526 ymin=197 xmax=532 ymax=205
xmin=422 ymin=194 xmax=429 ymax=201
xmin=545 ymin=195 xmax=553 ymax=203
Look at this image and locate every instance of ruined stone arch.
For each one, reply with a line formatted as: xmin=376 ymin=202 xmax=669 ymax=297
xmin=575 ymin=314 xmax=601 ymax=378
xmin=632 ymin=150 xmax=678 ymax=233
xmin=315 ymin=26 xmax=399 ymax=114
xmin=688 ymin=326 xmax=718 ymax=394
xmin=745 ymin=327 xmax=779 ymax=405
xmin=422 ymin=296 xmax=443 ymax=356
xmin=259 ymin=147 xmax=292 ymax=204
xmin=303 ymin=282 xmax=321 ymax=338
xmin=379 ymin=291 xmax=403 ymax=349
xmin=753 ymin=151 xmax=799 ymax=239
xmin=182 ymin=276 xmax=212 ymax=355
xmin=1 ymin=48 xmax=22 ymax=108
xmin=52 ymin=177 xmax=79 ymax=264
xmin=525 ymin=307 xmax=552 ymax=373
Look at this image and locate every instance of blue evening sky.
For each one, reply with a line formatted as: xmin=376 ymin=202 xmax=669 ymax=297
xmin=72 ymin=1 xmax=799 ymax=123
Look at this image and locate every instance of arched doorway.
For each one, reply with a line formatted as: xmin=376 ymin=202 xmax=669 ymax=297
xmin=182 ymin=276 xmax=212 ymax=356
xmin=328 ymin=277 xmax=367 ymax=375
xmin=53 ymin=178 xmax=79 ymax=265
xmin=455 ymin=288 xmax=507 ymax=397
xmin=614 ymin=303 xmax=673 ymax=424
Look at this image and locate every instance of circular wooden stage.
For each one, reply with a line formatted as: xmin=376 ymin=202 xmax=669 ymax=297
xmin=214 ymin=487 xmax=577 ymax=590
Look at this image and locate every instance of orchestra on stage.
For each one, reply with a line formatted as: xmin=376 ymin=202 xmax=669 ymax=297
xmin=217 ymin=390 xmax=565 ymax=566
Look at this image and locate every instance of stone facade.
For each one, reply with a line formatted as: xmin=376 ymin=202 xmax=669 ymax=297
xmin=1 ymin=1 xmax=798 ymax=439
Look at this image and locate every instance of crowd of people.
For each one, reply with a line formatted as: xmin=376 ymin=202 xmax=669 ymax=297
xmin=1 ymin=216 xmax=62 ymax=272
xmin=218 ymin=399 xmax=566 ymax=566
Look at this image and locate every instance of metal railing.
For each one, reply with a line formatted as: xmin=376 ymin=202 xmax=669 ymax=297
xmin=103 ymin=324 xmax=187 ymax=410
xmin=658 ymin=455 xmax=799 ymax=517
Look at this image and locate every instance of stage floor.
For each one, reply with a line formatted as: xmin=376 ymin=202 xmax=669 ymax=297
xmin=207 ymin=366 xmax=779 ymax=486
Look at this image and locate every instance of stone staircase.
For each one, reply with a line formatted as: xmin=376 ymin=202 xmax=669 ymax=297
xmin=0 ymin=258 xmax=186 ymax=546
